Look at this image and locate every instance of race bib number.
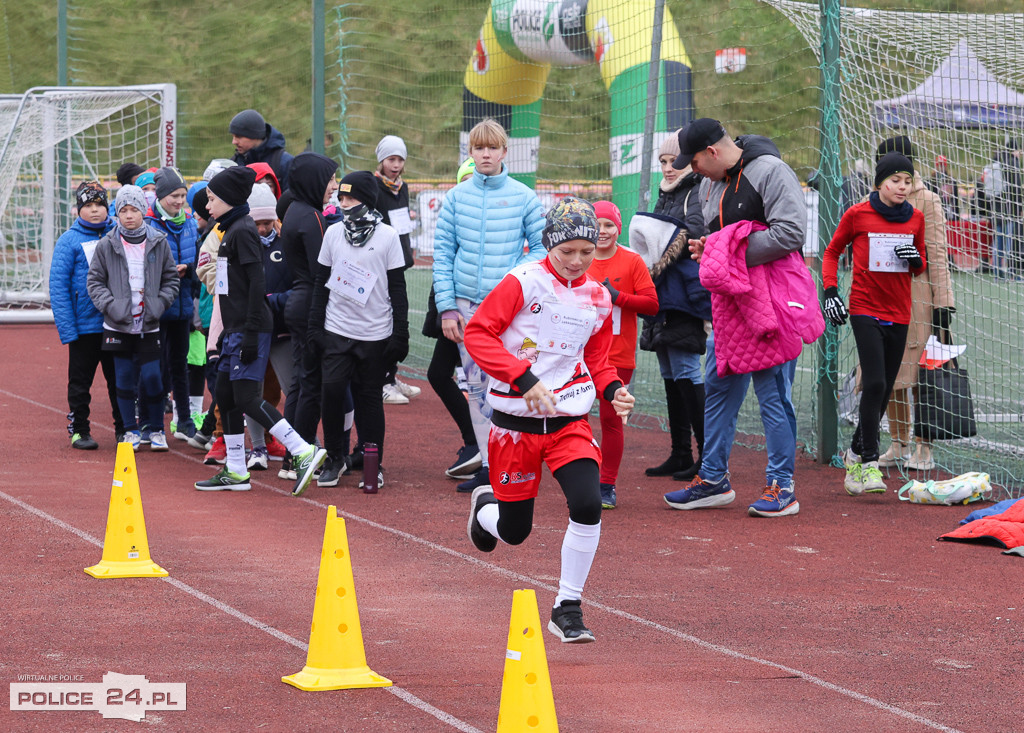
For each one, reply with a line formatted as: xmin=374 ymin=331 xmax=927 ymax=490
xmin=389 ymin=206 xmax=414 ymax=235
xmin=868 ymin=232 xmax=912 ymax=273
xmin=215 ymin=257 xmax=229 ymax=295
xmin=326 ymin=259 xmax=377 ymax=306
xmin=536 ymin=299 xmax=596 ymax=357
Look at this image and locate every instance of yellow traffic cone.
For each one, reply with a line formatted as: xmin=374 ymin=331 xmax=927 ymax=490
xmin=282 ymin=505 xmax=392 ymax=691
xmin=84 ymin=442 xmax=168 ymax=579
xmin=497 ymin=589 xmax=558 ymax=732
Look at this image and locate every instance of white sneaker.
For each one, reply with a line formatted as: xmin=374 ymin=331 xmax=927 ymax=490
xmin=382 ymin=383 xmax=410 ymax=405
xmin=394 ymin=378 xmax=421 ymax=399
xmin=247 ymin=446 xmax=269 ymax=471
xmin=149 ymin=430 xmax=169 ymax=451
xmin=844 ymin=448 xmax=861 ymax=467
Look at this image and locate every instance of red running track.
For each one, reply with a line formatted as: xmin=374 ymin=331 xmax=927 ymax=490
xmin=1 ymin=323 xmax=1019 ymax=732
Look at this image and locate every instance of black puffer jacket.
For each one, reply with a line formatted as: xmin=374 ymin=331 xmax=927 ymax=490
xmin=653 ymin=171 xmax=706 ymax=239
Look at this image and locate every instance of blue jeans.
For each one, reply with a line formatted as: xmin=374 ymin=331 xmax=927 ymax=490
xmin=655 ymin=345 xmax=703 ymax=383
xmin=993 ymin=218 xmax=1019 ymax=278
xmin=700 ymin=333 xmax=797 ymax=488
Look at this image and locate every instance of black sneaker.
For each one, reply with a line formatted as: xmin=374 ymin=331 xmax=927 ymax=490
xmin=446 ymin=444 xmax=482 ymax=479
xmin=71 ymin=432 xmax=98 ymax=450
xmin=599 ymin=483 xmax=617 ymax=509
xmin=548 ymin=600 xmax=595 ymax=643
xmin=456 ymin=466 xmax=490 ymax=494
xmin=317 ymin=456 xmax=348 ymax=487
xmin=347 ymin=446 xmax=364 ymax=470
xmin=467 ymin=486 xmax=498 ymax=552
xmin=195 ymin=468 xmax=251 ymax=492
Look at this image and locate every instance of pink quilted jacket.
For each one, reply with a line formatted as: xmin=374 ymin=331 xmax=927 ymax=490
xmin=700 ymin=220 xmax=825 ymax=376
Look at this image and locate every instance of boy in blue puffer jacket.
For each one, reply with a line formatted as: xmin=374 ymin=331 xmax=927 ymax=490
xmin=48 ymin=181 xmax=124 ymax=449
xmin=432 ymin=118 xmax=546 ymax=493
xmin=147 ymin=166 xmax=200 ymax=441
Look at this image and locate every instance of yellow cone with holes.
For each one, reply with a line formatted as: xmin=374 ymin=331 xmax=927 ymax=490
xmin=282 ymin=505 xmax=391 ymax=690
xmin=497 ymin=589 xmax=558 ymax=732
xmin=84 ymin=442 xmax=168 ymax=578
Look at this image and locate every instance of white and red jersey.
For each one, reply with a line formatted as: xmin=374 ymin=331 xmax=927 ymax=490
xmin=464 ymin=257 xmax=620 ymax=421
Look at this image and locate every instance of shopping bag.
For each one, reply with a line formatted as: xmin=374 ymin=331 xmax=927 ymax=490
xmin=914 ymin=363 xmax=977 ymax=440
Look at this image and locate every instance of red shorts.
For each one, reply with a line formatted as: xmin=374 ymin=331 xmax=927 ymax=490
xmin=488 ymin=418 xmax=601 ymax=502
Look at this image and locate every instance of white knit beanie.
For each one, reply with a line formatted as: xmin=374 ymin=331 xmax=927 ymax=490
xmin=247 ymin=183 xmax=278 ymax=222
xmin=375 ymin=135 xmax=407 ymax=162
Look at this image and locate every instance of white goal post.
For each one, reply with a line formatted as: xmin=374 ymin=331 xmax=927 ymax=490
xmin=0 ymin=84 xmax=176 ymax=322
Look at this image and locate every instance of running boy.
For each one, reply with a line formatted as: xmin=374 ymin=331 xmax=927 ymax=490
xmin=49 ymin=180 xmax=123 ymax=449
xmin=822 ymin=152 xmax=927 ymax=495
xmin=194 ymin=166 xmax=326 ymax=493
xmin=86 ymin=185 xmax=178 ymax=450
xmin=464 ymin=197 xmax=635 ymax=643
xmin=585 ymin=200 xmax=658 ymax=508
xmin=306 ymin=171 xmax=409 ymax=491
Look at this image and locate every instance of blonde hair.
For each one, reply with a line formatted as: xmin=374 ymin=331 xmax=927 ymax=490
xmin=468 ymin=118 xmax=508 ymax=150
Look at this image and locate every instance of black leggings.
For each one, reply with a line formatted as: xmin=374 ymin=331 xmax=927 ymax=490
xmin=426 ymin=336 xmax=475 ymax=447
xmin=850 ymin=315 xmax=908 ymax=463
xmin=495 ymin=459 xmax=601 ymax=545
xmin=217 ymin=377 xmax=282 ymax=436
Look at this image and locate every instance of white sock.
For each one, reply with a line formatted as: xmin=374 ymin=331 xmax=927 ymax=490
xmin=477 ymin=502 xmax=501 ymax=541
xmin=554 ymin=520 xmax=601 ymax=607
xmin=225 ymin=434 xmax=247 ymax=476
xmin=344 ymin=410 xmax=354 ymax=432
xmin=246 ymin=416 xmax=266 ymax=449
xmin=269 ymin=419 xmax=311 ymax=456
xmin=189 ymin=396 xmax=204 ymax=415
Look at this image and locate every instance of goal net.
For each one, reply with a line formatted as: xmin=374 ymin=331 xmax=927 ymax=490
xmin=0 ymin=84 xmax=176 ymax=316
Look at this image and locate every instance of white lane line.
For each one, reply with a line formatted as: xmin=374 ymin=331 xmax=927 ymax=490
xmin=1 ymin=388 xmax=962 ymax=733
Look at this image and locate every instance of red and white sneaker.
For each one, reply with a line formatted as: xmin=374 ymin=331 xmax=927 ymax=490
xmin=204 ymin=435 xmax=226 ymax=465
xmin=265 ymin=435 xmax=287 ymax=462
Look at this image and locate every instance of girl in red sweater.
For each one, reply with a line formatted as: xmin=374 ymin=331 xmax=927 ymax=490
xmin=586 ymin=201 xmax=658 ymax=508
xmin=822 ymin=152 xmax=926 ymax=496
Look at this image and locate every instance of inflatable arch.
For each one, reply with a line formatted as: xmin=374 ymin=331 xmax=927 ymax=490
xmin=462 ymin=0 xmax=694 ymax=229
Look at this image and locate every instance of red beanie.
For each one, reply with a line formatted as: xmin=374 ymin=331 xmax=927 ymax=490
xmin=593 ymin=200 xmax=622 ymax=234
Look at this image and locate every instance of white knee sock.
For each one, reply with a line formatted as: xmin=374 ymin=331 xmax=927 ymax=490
xmin=189 ymin=396 xmax=204 ymax=415
xmin=477 ymin=502 xmax=501 ymax=541
xmin=269 ymin=419 xmax=311 ymax=456
xmin=225 ymin=433 xmax=247 ymax=476
xmin=555 ymin=520 xmax=601 ymax=607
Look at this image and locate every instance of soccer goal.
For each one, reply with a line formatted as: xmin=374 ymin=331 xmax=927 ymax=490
xmin=0 ymin=84 xmax=176 ymax=321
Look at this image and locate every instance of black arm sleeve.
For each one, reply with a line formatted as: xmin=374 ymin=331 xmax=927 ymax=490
xmin=309 ymin=263 xmax=330 ymax=331
xmin=241 ymin=259 xmax=266 ymax=333
xmin=386 ymin=267 xmax=409 ymax=340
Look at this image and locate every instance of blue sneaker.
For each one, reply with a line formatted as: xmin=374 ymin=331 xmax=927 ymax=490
xmin=748 ymin=481 xmax=800 ymax=517
xmin=664 ymin=476 xmax=736 ymax=510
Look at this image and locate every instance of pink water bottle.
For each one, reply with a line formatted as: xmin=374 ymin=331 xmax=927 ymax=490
xmin=361 ymin=442 xmax=380 ymax=494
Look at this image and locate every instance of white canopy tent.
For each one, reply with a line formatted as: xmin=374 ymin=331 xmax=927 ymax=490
xmin=873 ymin=39 xmax=1024 ymax=129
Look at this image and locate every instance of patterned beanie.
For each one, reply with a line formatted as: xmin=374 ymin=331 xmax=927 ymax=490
xmin=114 ymin=185 xmax=148 ymax=216
xmin=542 ymin=196 xmax=599 ymax=250
xmin=75 ymin=180 xmax=108 ymax=208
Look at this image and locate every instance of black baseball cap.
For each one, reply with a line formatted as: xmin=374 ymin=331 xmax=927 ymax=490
xmin=673 ymin=118 xmax=728 ymax=170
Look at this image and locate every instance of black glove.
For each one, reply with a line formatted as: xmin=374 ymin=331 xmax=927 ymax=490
xmin=932 ymin=306 xmax=955 ymax=343
xmin=240 ymin=331 xmax=260 ymax=365
xmin=893 ymin=241 xmax=923 ymax=268
xmin=383 ymin=335 xmax=409 ymax=367
xmin=307 ymin=327 xmax=327 ymax=358
xmin=823 ymin=286 xmax=848 ymax=327
xmin=601 ymin=277 xmax=620 ymax=304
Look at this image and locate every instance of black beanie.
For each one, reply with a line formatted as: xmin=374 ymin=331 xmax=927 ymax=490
xmin=338 ymin=171 xmax=378 ymax=210
xmin=229 ymin=109 xmax=266 ymax=140
xmin=208 ymin=165 xmax=257 ymax=207
xmin=876 ymin=135 xmax=915 ymax=163
xmin=154 ymin=166 xmax=187 ymax=201
xmin=116 ymin=162 xmax=145 ymax=186
xmin=875 ymin=152 xmax=914 ymax=188
xmin=191 ymin=188 xmax=210 ymax=221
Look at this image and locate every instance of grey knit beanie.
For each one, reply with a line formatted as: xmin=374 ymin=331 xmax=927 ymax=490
xmin=229 ymin=109 xmax=266 ymax=140
xmin=114 ymin=185 xmax=148 ymax=216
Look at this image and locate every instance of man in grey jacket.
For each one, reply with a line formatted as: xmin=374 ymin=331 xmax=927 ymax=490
xmin=662 ymin=119 xmax=806 ymax=518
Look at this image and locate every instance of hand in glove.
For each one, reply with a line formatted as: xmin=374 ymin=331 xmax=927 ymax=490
xmin=307 ymin=327 xmax=327 ymax=358
xmin=601 ymin=277 xmax=620 ymax=304
xmin=240 ymin=331 xmax=260 ymax=365
xmin=383 ymin=334 xmax=409 ymax=367
xmin=931 ymin=306 xmax=955 ymax=343
xmin=893 ymin=241 xmax=923 ymax=268
xmin=823 ymin=286 xmax=848 ymax=327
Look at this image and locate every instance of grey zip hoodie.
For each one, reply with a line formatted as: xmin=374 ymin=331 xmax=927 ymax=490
xmin=86 ymin=225 xmax=178 ymax=334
